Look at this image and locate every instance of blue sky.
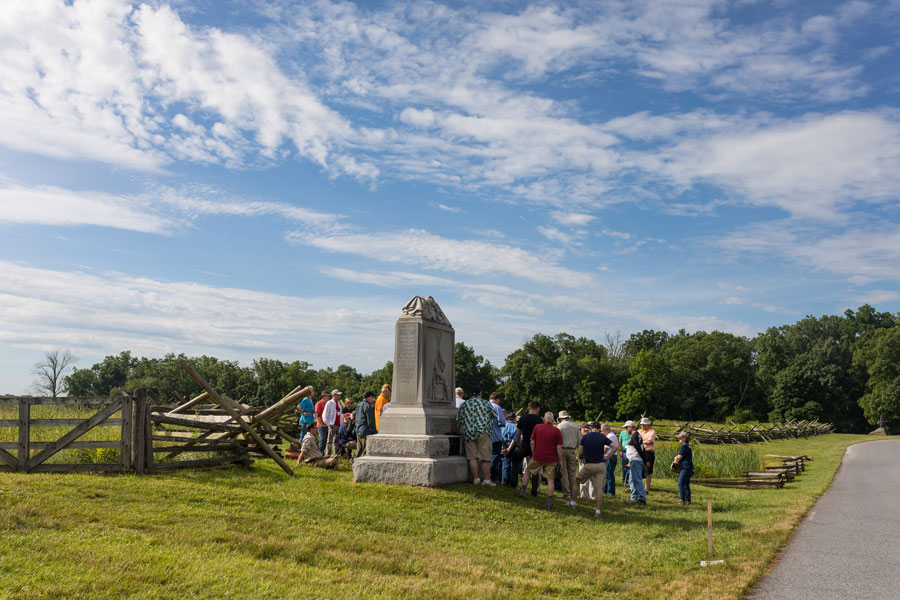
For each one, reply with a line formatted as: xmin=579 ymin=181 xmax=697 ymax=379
xmin=2 ymin=0 xmax=899 ymax=393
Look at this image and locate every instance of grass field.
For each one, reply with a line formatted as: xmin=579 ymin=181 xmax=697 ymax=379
xmin=0 ymin=433 xmax=884 ymax=599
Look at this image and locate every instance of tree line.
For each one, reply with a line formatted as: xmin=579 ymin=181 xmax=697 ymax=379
xmin=35 ymin=304 xmax=900 ymax=432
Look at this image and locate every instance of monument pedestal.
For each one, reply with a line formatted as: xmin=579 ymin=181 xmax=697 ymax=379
xmin=353 ymin=296 xmax=468 ymax=487
xmin=352 ymin=435 xmax=468 ymax=487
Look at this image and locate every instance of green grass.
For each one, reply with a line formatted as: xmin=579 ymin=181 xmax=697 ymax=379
xmin=653 ymin=442 xmax=763 ymax=478
xmin=0 ymin=433 xmax=890 ymax=599
xmin=0 ymin=405 xmax=122 ymax=465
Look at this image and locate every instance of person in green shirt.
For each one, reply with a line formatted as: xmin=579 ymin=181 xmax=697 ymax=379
xmin=619 ymin=420 xmax=636 ymax=486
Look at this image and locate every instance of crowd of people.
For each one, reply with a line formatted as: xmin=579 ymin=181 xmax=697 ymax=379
xmin=293 ymin=385 xmax=695 ymax=514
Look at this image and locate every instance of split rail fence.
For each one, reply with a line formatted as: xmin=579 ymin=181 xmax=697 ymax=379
xmin=652 ymin=420 xmax=834 ymax=444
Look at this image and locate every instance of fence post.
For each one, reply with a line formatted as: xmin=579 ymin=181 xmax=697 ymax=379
xmin=131 ymin=390 xmax=146 ymax=475
xmin=121 ymin=392 xmax=134 ymax=472
xmin=17 ymin=398 xmax=30 ymax=471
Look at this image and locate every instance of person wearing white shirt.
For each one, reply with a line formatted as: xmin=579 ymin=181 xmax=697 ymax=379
xmin=601 ymin=423 xmax=619 ymax=496
xmin=323 ymin=390 xmax=342 ymax=456
xmin=454 ymin=387 xmax=465 ymax=409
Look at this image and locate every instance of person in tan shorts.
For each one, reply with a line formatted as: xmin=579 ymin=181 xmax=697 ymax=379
xmin=577 ymin=422 xmax=616 ymax=517
xmin=519 ymin=412 xmax=563 ymax=509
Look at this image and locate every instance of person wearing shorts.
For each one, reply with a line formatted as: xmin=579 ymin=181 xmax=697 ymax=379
xmin=456 ymin=386 xmax=496 ymax=485
xmin=520 ymin=412 xmax=563 ymax=509
xmin=578 ymin=422 xmax=615 ymax=517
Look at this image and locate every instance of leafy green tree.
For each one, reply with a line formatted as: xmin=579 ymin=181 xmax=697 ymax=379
xmin=853 ymin=327 xmax=900 ymax=430
xmin=500 ymin=333 xmax=614 ymax=419
xmin=616 ymin=349 xmax=670 ymax=419
xmin=624 ymin=330 xmax=670 ymax=357
xmin=454 ymin=342 xmax=499 ymax=397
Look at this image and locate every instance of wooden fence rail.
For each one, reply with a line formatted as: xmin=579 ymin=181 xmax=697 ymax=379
xmin=0 ymin=392 xmax=144 ymax=473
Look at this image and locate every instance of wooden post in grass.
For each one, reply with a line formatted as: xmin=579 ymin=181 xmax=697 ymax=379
xmin=707 ymin=499 xmax=713 ymax=558
xmin=17 ymin=398 xmax=30 ymax=471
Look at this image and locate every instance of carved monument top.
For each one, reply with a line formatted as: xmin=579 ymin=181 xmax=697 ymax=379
xmin=401 ymin=295 xmax=452 ymax=327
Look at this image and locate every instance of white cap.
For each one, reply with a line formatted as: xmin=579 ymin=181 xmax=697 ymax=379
xmin=623 ymin=420 xmax=636 ymax=428
xmin=331 ymin=389 xmax=342 ymax=396
xmin=455 ymin=387 xmax=464 ymax=394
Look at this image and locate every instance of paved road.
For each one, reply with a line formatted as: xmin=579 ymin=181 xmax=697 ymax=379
xmin=748 ymin=439 xmax=900 ymax=599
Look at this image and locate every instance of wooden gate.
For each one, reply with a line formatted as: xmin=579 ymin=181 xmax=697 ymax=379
xmin=0 ymin=393 xmax=148 ymax=473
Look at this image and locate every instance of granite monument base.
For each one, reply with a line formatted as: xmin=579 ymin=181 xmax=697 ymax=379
xmin=352 ymin=434 xmax=469 ymax=487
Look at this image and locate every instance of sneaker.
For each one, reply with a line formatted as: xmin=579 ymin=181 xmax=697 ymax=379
xmin=473 ymin=478 xmax=481 ymax=485
xmin=594 ymin=510 xmax=602 ymax=518
xmin=568 ymin=500 xmax=577 ymax=509
xmin=638 ymin=499 xmax=646 ymax=505
xmin=676 ymin=501 xmax=686 ymax=506
xmin=547 ymin=497 xmax=554 ymax=510
xmin=482 ymin=480 xmax=496 ymax=487
xmin=518 ymin=487 xmax=526 ymax=498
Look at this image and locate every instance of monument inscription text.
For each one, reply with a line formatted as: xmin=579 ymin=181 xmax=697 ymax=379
xmin=396 ymin=322 xmax=418 ymax=388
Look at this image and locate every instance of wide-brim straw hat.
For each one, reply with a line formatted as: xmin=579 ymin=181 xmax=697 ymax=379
xmin=639 ymin=417 xmax=651 ymax=425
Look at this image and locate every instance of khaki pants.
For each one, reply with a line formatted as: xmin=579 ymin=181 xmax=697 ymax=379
xmin=307 ymin=456 xmax=340 ymax=469
xmin=559 ymin=447 xmax=578 ymax=500
xmin=326 ymin=425 xmax=340 ymax=456
xmin=577 ymin=462 xmax=607 ymax=508
xmin=357 ymin=435 xmax=368 ymax=457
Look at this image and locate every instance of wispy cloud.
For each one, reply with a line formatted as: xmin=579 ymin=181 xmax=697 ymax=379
xmin=0 ymin=177 xmax=344 ymax=234
xmin=0 ymin=180 xmax=173 ymax=234
xmin=430 ymin=202 xmax=464 ymax=214
xmin=289 ymin=228 xmax=594 ymax=288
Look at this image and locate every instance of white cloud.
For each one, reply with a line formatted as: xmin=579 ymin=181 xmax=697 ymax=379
xmin=636 ymin=111 xmax=900 ymax=220
xmin=551 ymin=211 xmax=596 ymax=226
xmin=289 ymin=228 xmax=594 ymax=288
xmin=536 ymin=226 xmax=571 ymax=244
xmin=712 ymin=220 xmax=900 ymax=285
xmin=0 ymin=0 xmax=363 ymax=177
xmin=0 ymin=180 xmax=173 ymax=234
xmin=0 ymin=260 xmax=397 ymax=372
xmin=430 ymin=202 xmax=464 ymax=214
xmin=0 ymin=176 xmax=344 ymax=234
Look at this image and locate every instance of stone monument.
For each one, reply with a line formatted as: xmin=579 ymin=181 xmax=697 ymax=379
xmin=352 ymin=295 xmax=468 ymax=486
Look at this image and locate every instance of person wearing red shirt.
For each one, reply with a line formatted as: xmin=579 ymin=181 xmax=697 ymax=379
xmin=314 ymin=390 xmax=330 ymax=453
xmin=519 ymin=411 xmax=563 ymax=509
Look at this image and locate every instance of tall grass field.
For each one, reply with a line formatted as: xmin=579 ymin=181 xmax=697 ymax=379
xmin=0 ymin=410 xmax=890 ymax=599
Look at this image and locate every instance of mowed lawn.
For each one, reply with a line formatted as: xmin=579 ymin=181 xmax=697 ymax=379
xmin=0 ymin=434 xmax=879 ymax=599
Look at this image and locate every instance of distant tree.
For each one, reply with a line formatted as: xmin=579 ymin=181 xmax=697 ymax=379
xmin=616 ymin=349 xmax=670 ymax=419
xmin=623 ymin=329 xmax=669 ymax=357
xmin=500 ymin=333 xmax=614 ymax=419
xmin=853 ymin=327 xmax=900 ymax=430
xmin=455 ymin=342 xmax=500 ymax=397
xmin=32 ymin=349 xmax=77 ymax=398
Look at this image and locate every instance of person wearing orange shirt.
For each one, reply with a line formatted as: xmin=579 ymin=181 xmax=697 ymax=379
xmin=374 ymin=383 xmax=391 ymax=429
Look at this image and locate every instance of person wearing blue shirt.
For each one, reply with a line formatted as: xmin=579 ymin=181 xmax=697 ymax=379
xmin=500 ymin=413 xmax=518 ymax=486
xmin=488 ymin=392 xmax=506 ymax=483
xmin=576 ymin=423 xmax=615 ymax=518
xmin=296 ymin=395 xmax=316 ymax=442
xmin=672 ymin=431 xmax=694 ymax=505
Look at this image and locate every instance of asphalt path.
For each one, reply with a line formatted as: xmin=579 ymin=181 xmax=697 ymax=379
xmin=748 ymin=439 xmax=900 ymax=599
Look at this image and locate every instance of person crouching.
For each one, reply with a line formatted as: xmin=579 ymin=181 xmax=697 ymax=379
xmin=296 ymin=423 xmax=340 ymax=469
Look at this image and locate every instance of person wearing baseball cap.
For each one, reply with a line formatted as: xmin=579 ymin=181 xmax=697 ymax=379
xmin=623 ymin=420 xmax=648 ymax=505
xmin=323 ymin=390 xmax=343 ymax=457
xmin=454 ymin=387 xmax=465 ymax=409
xmin=618 ymin=420 xmax=636 ymax=487
xmin=556 ymin=410 xmax=582 ymax=509
xmin=355 ymin=391 xmax=378 ymax=457
xmin=638 ymin=417 xmax=658 ymax=493
xmin=315 ymin=390 xmax=331 ymax=453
